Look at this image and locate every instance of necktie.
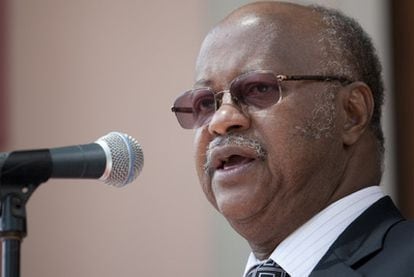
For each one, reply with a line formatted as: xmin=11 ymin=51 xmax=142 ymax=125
xmin=246 ymin=259 xmax=290 ymax=277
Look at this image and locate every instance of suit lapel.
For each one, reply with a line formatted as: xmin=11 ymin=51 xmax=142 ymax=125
xmin=309 ymin=259 xmax=363 ymax=277
xmin=310 ymin=196 xmax=404 ymax=277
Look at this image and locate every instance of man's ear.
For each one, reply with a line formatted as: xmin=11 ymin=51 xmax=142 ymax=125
xmin=341 ymin=81 xmax=374 ymax=146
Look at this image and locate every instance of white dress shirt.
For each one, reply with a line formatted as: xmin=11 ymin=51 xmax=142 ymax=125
xmin=243 ymin=186 xmax=385 ymax=277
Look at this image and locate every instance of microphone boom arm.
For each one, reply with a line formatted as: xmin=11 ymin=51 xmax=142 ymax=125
xmin=0 ymin=179 xmax=42 ymax=277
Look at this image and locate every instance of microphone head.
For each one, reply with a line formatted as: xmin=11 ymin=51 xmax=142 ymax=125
xmin=96 ymin=132 xmax=144 ymax=187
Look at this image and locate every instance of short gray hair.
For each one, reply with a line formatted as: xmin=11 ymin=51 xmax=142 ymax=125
xmin=312 ymin=5 xmax=385 ymax=155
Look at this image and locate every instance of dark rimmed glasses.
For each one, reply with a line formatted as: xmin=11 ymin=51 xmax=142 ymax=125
xmin=171 ymin=70 xmax=352 ymax=129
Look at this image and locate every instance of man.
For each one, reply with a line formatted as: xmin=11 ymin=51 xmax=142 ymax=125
xmin=172 ymin=1 xmax=414 ymax=276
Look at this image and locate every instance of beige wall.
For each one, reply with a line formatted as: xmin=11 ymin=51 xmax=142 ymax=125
xmin=7 ymin=0 xmax=213 ymax=276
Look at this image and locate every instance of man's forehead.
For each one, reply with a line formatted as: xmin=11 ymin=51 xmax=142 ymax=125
xmin=218 ymin=1 xmax=321 ymax=31
xmin=195 ymin=8 xmax=323 ymax=84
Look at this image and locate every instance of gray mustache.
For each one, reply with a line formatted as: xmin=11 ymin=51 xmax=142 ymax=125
xmin=204 ymin=134 xmax=267 ymax=175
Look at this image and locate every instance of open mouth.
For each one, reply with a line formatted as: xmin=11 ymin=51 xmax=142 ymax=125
xmin=217 ymin=155 xmax=255 ymax=170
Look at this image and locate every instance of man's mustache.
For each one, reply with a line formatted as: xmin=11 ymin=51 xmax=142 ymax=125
xmin=204 ymin=134 xmax=267 ymax=176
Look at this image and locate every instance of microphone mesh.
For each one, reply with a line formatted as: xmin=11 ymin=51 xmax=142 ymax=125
xmin=97 ymin=132 xmax=144 ymax=187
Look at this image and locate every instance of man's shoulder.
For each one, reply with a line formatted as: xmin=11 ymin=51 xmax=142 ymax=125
xmin=311 ymin=197 xmax=414 ymax=276
xmin=354 ymin=218 xmax=414 ymax=276
xmin=383 ymin=218 xmax=414 ymax=251
xmin=345 ymin=199 xmax=414 ymax=275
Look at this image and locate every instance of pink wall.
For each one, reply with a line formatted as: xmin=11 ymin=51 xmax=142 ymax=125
xmin=0 ymin=0 xmax=8 ymax=149
xmin=6 ymin=0 xmax=213 ymax=276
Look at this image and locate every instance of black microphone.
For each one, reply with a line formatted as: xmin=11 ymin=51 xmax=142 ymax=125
xmin=0 ymin=132 xmax=144 ymax=187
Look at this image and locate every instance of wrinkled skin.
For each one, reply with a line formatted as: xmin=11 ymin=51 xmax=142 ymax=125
xmin=192 ymin=2 xmax=378 ymax=259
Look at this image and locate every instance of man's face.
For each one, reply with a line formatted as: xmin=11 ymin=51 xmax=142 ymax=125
xmin=193 ymin=12 xmax=347 ymax=244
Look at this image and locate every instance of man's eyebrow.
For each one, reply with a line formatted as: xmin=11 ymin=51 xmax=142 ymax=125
xmin=194 ymin=69 xmax=261 ymax=89
xmin=194 ymin=79 xmax=213 ymax=88
xmin=194 ymin=70 xmax=252 ymax=88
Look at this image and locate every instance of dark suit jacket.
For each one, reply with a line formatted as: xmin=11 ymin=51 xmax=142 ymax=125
xmin=310 ymin=196 xmax=414 ymax=277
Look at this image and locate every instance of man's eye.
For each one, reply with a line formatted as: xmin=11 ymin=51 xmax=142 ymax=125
xmin=254 ymin=84 xmax=271 ymax=93
xmin=194 ymin=95 xmax=215 ymax=113
xmin=245 ymin=83 xmax=276 ymax=95
xmin=240 ymin=81 xmax=281 ymax=108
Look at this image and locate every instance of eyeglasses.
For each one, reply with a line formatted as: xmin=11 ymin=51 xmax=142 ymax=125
xmin=171 ymin=70 xmax=352 ymax=129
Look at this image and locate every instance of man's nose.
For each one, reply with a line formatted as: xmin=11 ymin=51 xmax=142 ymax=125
xmin=207 ymin=92 xmax=250 ymax=135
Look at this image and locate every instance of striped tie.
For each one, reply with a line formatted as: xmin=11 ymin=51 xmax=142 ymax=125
xmin=246 ymin=259 xmax=290 ymax=277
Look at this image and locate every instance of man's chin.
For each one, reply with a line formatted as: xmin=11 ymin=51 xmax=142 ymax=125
xmin=216 ymin=197 xmax=268 ymax=224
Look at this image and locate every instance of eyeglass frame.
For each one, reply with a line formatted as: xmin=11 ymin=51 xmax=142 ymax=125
xmin=171 ymin=70 xmax=353 ymax=129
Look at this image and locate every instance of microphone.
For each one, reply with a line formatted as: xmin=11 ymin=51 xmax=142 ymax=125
xmin=0 ymin=132 xmax=144 ymax=187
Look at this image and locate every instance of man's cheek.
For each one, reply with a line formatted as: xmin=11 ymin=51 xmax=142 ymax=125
xmin=194 ymin=127 xmax=211 ymax=158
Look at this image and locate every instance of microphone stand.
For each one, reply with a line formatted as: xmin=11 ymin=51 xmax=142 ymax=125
xmin=0 ymin=182 xmax=40 ymax=277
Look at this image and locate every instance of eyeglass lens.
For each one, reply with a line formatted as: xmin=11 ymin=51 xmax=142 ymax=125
xmin=173 ymin=71 xmax=282 ymax=129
